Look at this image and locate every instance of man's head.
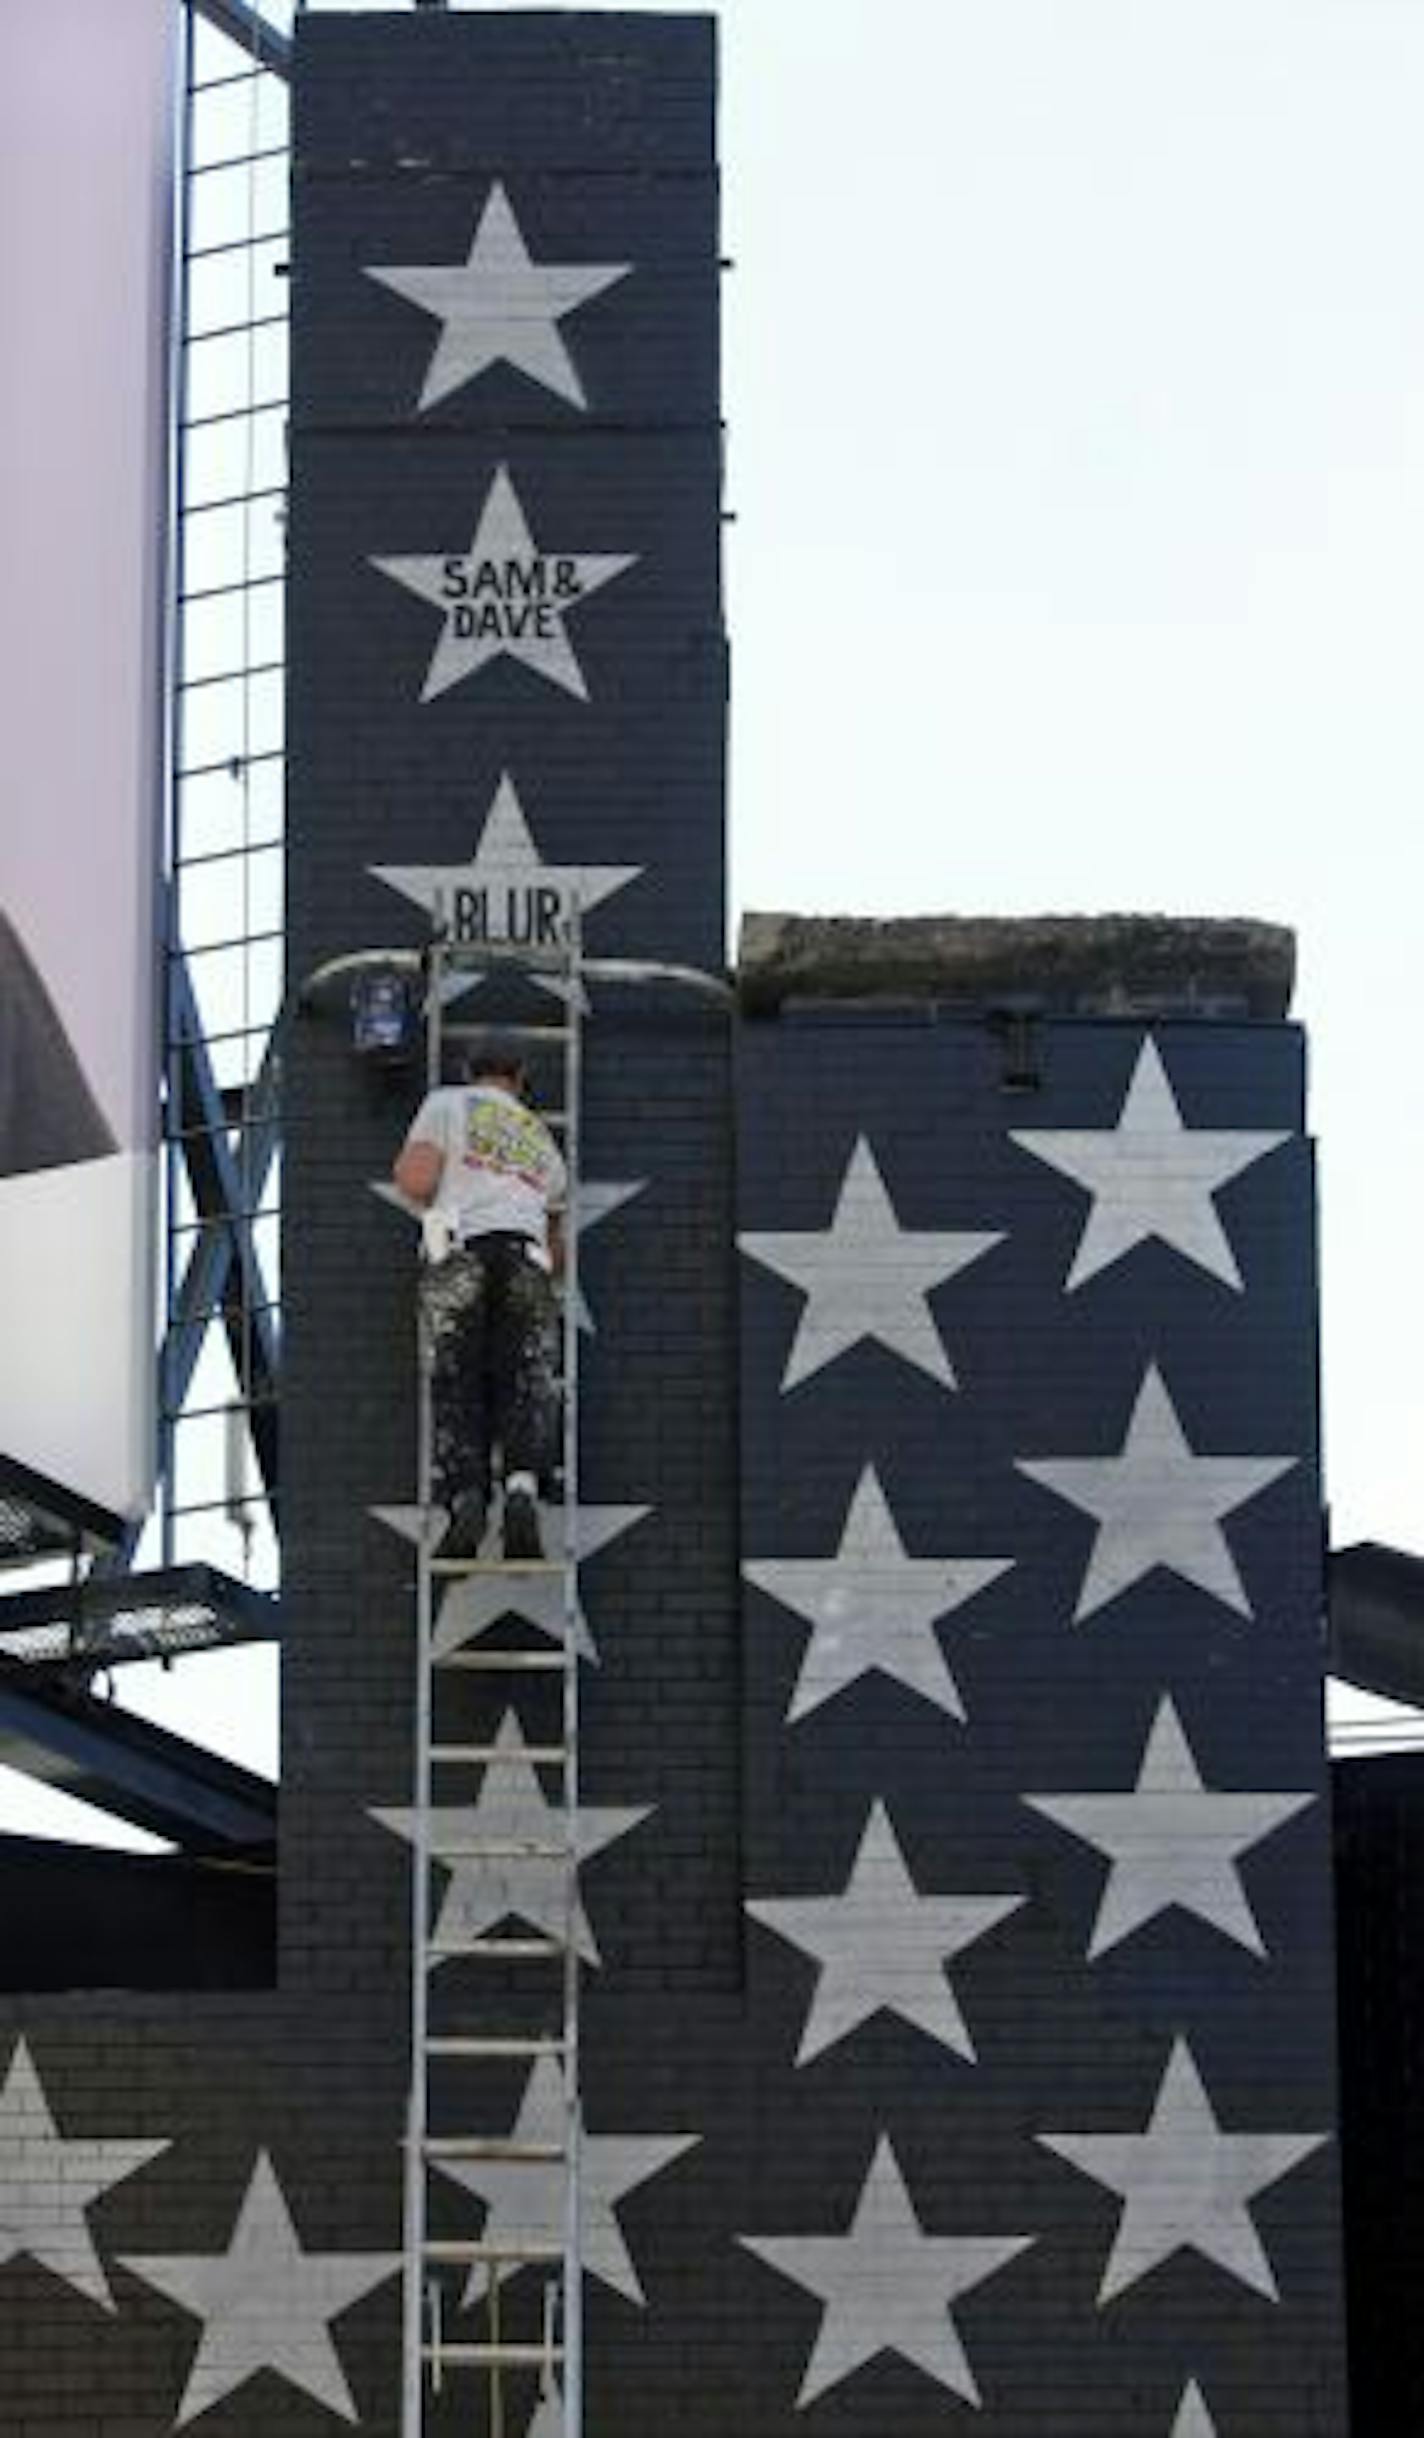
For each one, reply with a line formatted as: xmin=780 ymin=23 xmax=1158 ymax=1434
xmin=466 ymin=1032 xmax=528 ymax=1096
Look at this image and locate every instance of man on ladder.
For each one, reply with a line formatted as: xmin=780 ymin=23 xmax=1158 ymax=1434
xmin=393 ymin=1031 xmax=565 ymax=1564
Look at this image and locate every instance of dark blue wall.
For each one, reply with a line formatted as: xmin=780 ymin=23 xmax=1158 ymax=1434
xmin=736 ymin=1009 xmax=1349 ymax=2431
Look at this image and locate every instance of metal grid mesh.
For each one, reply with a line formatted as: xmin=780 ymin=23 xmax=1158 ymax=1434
xmin=0 ymin=1563 xmax=276 ymax=1673
xmin=163 ymin=5 xmax=292 ymax=1586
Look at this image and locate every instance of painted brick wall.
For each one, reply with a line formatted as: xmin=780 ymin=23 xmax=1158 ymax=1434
xmin=734 ymin=1008 xmax=1351 ymax=2433
xmin=0 ymin=16 xmax=731 ymax=2437
xmin=1333 ymin=1752 xmax=1424 ymax=2431
xmin=284 ymin=10 xmax=738 ymax=2436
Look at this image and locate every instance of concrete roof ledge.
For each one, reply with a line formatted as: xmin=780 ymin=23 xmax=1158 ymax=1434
xmin=736 ymin=911 xmax=1295 ymax=1021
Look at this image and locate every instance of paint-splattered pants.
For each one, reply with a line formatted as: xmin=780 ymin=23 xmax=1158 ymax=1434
xmin=418 ymin=1230 xmax=559 ymax=1513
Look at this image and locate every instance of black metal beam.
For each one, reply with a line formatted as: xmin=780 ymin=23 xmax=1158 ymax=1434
xmin=168 ymin=955 xmax=281 ymax=1518
xmin=190 ymin=0 xmax=292 ymax=79
xmin=1329 ymin=1541 xmax=1424 ymax=1711
xmin=0 ymin=1457 xmax=123 ymax=1568
xmin=0 ymin=1563 xmax=279 ymax=1674
xmin=0 ymin=1677 xmax=276 ymax=1853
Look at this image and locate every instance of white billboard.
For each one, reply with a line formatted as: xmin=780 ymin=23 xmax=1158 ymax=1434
xmin=0 ymin=0 xmax=175 ymax=1522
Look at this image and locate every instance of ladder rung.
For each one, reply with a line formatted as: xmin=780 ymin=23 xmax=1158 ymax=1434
xmin=428 ymin=1934 xmax=565 ymax=1960
xmin=440 ymin=1023 xmax=573 ymax=1043
xmin=427 ymin=1838 xmax=571 ymax=1859
xmin=430 ymin=1744 xmax=569 ymax=1766
xmin=425 ymin=2344 xmax=565 ymax=2370
xmin=426 ymin=2036 xmax=567 ymax=2060
xmin=435 ymin=1650 xmax=568 ymax=1673
xmin=429 ymin=1558 xmax=565 ymax=1578
xmin=422 ymin=2137 xmax=565 ymax=2162
xmin=423 ymin=2238 xmax=563 ymax=2263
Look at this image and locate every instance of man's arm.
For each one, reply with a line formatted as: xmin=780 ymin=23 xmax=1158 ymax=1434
xmin=393 ymin=1134 xmax=444 ymax=1207
xmin=547 ymin=1208 xmax=566 ymax=1280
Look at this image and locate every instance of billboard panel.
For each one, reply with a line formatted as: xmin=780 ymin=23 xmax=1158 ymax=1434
xmin=0 ymin=0 xmax=174 ymax=1521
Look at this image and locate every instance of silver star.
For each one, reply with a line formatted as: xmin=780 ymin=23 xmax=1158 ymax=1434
xmin=118 ymin=2152 xmax=399 ymax=2426
xmin=740 ymin=2135 xmax=1032 ymax=2406
xmin=1171 ymin=2384 xmax=1219 ymax=2438
xmin=740 ymin=1136 xmax=1002 ymax=1391
xmin=364 ymin=180 xmax=630 ymax=413
xmin=369 ymin=771 xmax=641 ymax=947
xmin=431 ymin=1499 xmax=651 ymax=1663
xmin=1039 ymin=2038 xmax=1328 ymax=2302
xmin=371 ymin=464 xmax=636 ymax=703
xmin=371 ymin=1710 xmax=649 ymax=1964
xmin=745 ymin=1465 xmax=1012 ymax=1724
xmin=1016 ymin=1361 xmax=1296 ymax=1621
xmin=524 ymin=2381 xmax=565 ymax=2438
xmin=570 ymin=1179 xmax=647 ymax=1333
xmin=1026 ymin=1696 xmax=1313 ymax=1958
xmin=747 ymin=1799 xmax=1023 ymax=2062
xmin=1012 ymin=1036 xmax=1288 ymax=1292
xmin=368 ymin=1500 xmax=454 ymax=1551
xmin=0 ymin=2038 xmax=168 ymax=2312
xmin=434 ymin=2056 xmax=697 ymax=2307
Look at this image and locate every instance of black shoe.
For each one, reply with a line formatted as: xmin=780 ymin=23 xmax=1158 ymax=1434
xmin=502 ymin=1487 xmax=544 ymax=1562
xmin=433 ymin=1492 xmax=487 ymax=1564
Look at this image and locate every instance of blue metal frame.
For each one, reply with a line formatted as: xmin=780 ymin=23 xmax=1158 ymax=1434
xmin=191 ymin=0 xmax=291 ymax=78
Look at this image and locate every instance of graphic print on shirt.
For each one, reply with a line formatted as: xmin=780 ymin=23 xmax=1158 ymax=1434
xmin=461 ymin=1091 xmax=562 ymax=1200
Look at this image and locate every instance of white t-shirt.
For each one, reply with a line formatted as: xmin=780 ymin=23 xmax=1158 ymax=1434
xmin=404 ymin=1082 xmax=566 ymax=1251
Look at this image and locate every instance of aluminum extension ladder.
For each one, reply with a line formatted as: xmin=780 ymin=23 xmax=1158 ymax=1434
xmin=402 ymin=923 xmax=586 ymax=2438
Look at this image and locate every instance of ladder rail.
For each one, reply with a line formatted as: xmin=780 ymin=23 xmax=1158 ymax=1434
xmin=400 ymin=922 xmax=586 ymax=2438
xmin=400 ymin=932 xmax=446 ymax=2438
xmin=561 ymin=905 xmax=584 ymax=2438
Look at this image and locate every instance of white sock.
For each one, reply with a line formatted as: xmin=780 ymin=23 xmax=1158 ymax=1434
xmin=505 ymin=1471 xmax=537 ymax=1500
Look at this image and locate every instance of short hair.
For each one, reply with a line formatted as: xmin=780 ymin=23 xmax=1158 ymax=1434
xmin=466 ymin=1030 xmax=527 ymax=1086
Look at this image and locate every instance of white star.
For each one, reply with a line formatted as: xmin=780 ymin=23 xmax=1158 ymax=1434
xmin=745 ymin=1466 xmax=1012 ymax=1724
xmin=369 ymin=772 xmax=642 ymax=948
xmin=371 ymin=1711 xmax=649 ymax=1964
xmin=368 ymin=1500 xmax=452 ymax=1551
xmin=371 ymin=464 xmax=636 ymax=703
xmin=1016 ymin=1361 xmax=1296 ymax=1621
xmin=434 ymin=2056 xmax=697 ymax=2308
xmin=1026 ymin=1696 xmax=1314 ymax=1958
xmin=747 ymin=1800 xmax=1023 ymax=2063
xmin=1012 ymin=1036 xmax=1288 ymax=1292
xmin=118 ymin=2152 xmax=399 ymax=2427
xmin=1039 ymin=2038 xmax=1328 ymax=2303
xmin=746 ymin=1453 xmax=1014 ymax=1726
xmin=524 ymin=2380 xmax=565 ymax=2438
xmin=740 ymin=1136 xmax=1002 ymax=1391
xmin=1171 ymin=2384 xmax=1219 ymax=2438
xmin=365 ymin=181 xmax=630 ymax=413
xmin=0 ymin=2038 xmax=168 ymax=2312
xmin=740 ymin=2135 xmax=1032 ymax=2406
xmin=430 ymin=1499 xmax=651 ymax=1663
xmin=570 ymin=1179 xmax=647 ymax=1333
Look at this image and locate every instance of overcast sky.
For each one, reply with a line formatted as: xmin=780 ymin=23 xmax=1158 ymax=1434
xmin=713 ymin=0 xmax=1424 ymax=1558
xmin=235 ymin=0 xmax=1424 ymax=1546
